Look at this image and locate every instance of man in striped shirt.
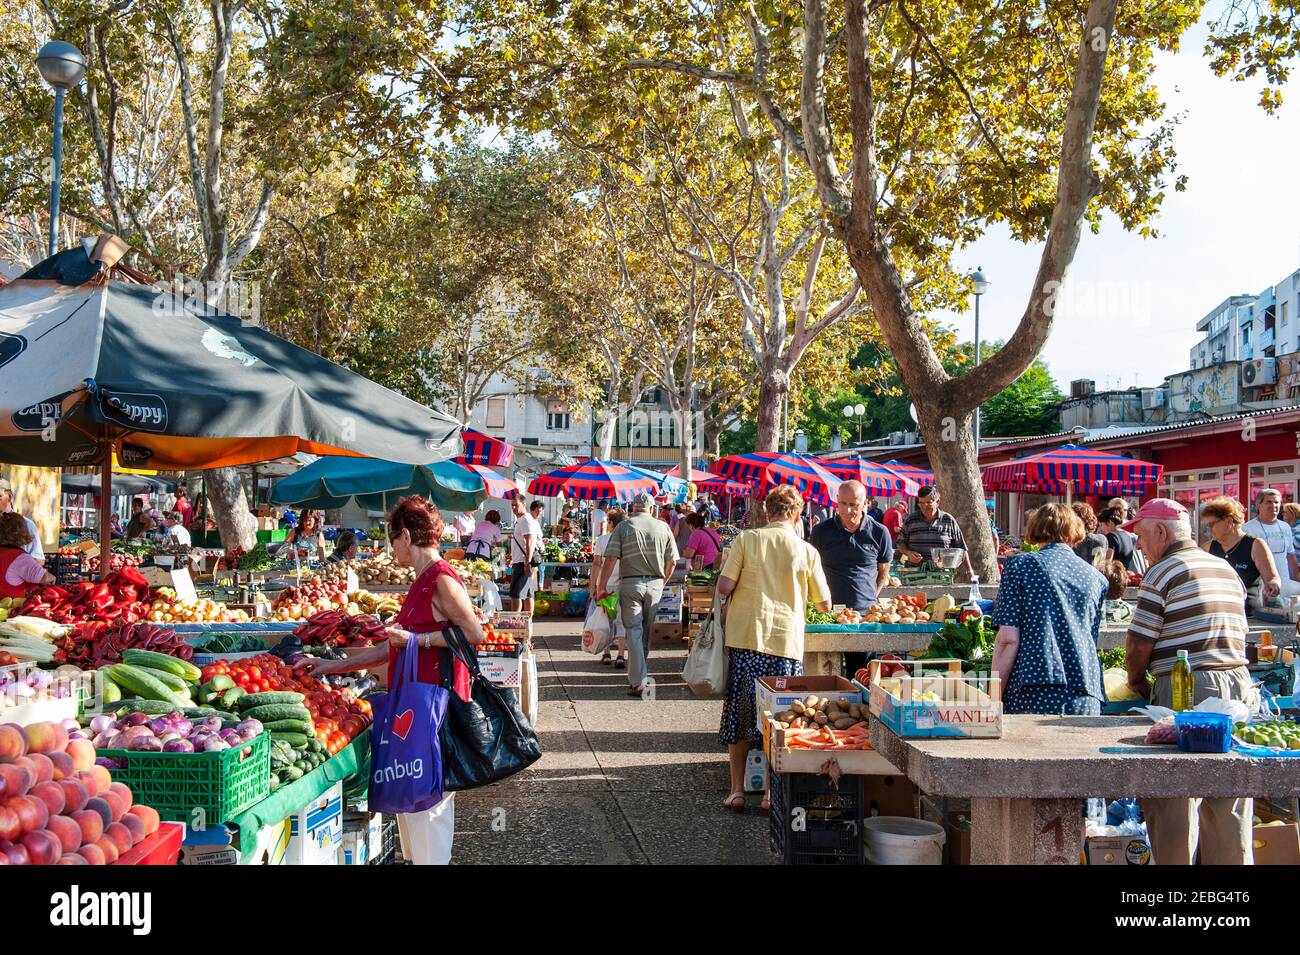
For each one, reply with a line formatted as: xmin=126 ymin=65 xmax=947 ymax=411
xmin=1124 ymin=498 xmax=1256 ymax=865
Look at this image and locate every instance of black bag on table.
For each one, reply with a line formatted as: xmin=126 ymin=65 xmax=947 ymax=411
xmin=438 ymin=625 xmax=542 ymax=791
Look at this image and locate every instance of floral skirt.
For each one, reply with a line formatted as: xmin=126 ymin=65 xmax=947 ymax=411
xmin=718 ymin=648 xmax=803 ymax=746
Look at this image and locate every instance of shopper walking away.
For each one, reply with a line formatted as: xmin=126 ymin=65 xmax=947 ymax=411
xmin=682 ymin=512 xmax=724 ymax=571
xmin=593 ymin=491 xmax=679 ymax=697
xmin=897 ymin=487 xmax=971 ymax=576
xmin=881 ymin=499 xmax=907 ymax=541
xmin=674 ymin=503 xmax=696 ymax=554
xmin=991 ymin=504 xmax=1109 ymax=715
xmin=1098 ymin=507 xmax=1138 ymax=571
xmin=717 ymin=486 xmax=831 ymax=813
xmin=592 ymin=508 xmax=628 ymax=668
xmin=0 ymin=513 xmax=55 ymax=598
xmin=1200 ymin=496 xmax=1280 ymax=612
xmin=507 ymin=498 xmax=542 ymax=613
xmin=1124 ymin=498 xmax=1257 ymax=864
xmin=465 ymin=510 xmax=502 ymax=561
xmin=0 ymin=478 xmax=43 ymax=561
xmin=1070 ymin=502 xmax=1108 ymax=568
xmin=296 ymin=496 xmax=483 ymax=864
xmin=1242 ymin=489 xmax=1300 ymax=596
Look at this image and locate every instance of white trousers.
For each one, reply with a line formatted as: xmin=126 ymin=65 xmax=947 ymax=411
xmin=396 ymin=793 xmax=455 ymax=865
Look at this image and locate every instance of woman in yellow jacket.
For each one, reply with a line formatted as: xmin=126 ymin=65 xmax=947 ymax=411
xmin=717 ymin=485 xmax=831 ymax=813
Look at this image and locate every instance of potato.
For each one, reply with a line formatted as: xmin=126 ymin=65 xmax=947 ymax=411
xmin=778 ymin=710 xmax=798 ymax=722
xmin=813 ymin=711 xmax=828 ymax=725
xmin=849 ymin=702 xmax=862 ymax=720
xmin=774 ymin=720 xmax=789 ymax=730
xmin=838 ymin=698 xmax=851 ymax=709
xmin=832 ymin=717 xmax=856 ymax=730
xmin=887 ymin=613 xmax=901 ymax=623
xmin=789 ymin=700 xmax=806 ymax=715
xmin=803 ymin=695 xmax=820 ymax=709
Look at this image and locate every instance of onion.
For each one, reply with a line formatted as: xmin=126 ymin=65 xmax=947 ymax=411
xmin=122 ymin=725 xmax=154 ymax=741
xmin=60 ymin=717 xmax=80 ymax=733
xmin=89 ymin=715 xmax=115 ymax=734
xmin=235 ymin=719 xmax=264 ymax=741
xmin=68 ymin=731 xmax=87 ymax=741
xmin=163 ymin=738 xmax=194 ymax=753
xmin=123 ymin=712 xmax=150 ymax=727
xmin=28 ymin=670 xmax=52 ymax=690
xmin=148 ymin=717 xmax=172 ymax=735
xmin=98 ymin=731 xmax=126 ymax=750
xmin=171 ymin=718 xmax=193 ymax=738
xmin=158 ymin=732 xmax=181 ymax=744
xmin=95 ymin=757 xmax=123 ymax=769
xmin=201 ymin=738 xmax=229 ymax=752
xmin=128 ymin=735 xmax=163 ymax=751
xmin=200 ymin=717 xmax=222 ymax=734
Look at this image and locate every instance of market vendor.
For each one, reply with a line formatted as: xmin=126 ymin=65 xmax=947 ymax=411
xmin=1242 ymin=488 xmax=1300 ymax=596
xmin=896 ymin=487 xmax=972 ymax=577
xmin=465 ymin=510 xmax=502 ymax=560
xmin=809 ymin=479 xmax=892 ymax=611
xmin=328 ymin=530 xmax=360 ymax=562
xmin=173 ymin=486 xmax=195 ymax=528
xmin=1123 ymin=497 xmax=1256 ymax=865
xmin=124 ymin=498 xmax=153 ymax=539
xmin=0 ymin=478 xmax=43 ymax=561
xmin=164 ymin=511 xmax=191 ymax=548
xmin=451 ymin=509 xmax=477 ymax=545
xmin=0 ymin=512 xmax=55 ymax=597
xmin=285 ymin=509 xmax=326 ymax=556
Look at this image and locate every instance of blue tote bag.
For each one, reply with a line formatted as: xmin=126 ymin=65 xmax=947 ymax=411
xmin=368 ymin=641 xmax=450 ymax=814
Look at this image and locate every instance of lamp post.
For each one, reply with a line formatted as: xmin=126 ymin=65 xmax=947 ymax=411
xmin=842 ymin=403 xmax=866 ymax=444
xmin=970 ymin=267 xmax=990 ymax=452
xmin=36 ymin=41 xmax=85 ymax=258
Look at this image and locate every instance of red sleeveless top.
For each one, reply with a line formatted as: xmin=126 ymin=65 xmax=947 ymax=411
xmin=0 ymin=547 xmax=34 ymax=599
xmin=390 ymin=560 xmax=472 ymax=701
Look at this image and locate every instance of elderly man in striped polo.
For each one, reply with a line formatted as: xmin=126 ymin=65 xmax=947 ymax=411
xmin=1124 ymin=498 xmax=1257 ymax=865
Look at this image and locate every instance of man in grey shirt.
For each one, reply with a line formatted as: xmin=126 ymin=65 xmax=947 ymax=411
xmin=594 ymin=491 xmax=679 ymax=697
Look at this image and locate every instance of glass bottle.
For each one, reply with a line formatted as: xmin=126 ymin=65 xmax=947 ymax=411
xmin=1171 ymin=649 xmax=1194 ymax=712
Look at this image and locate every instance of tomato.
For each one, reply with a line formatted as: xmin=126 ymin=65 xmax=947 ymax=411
xmin=320 ymin=704 xmax=339 ymax=720
xmin=245 ymin=665 xmax=262 ymax=680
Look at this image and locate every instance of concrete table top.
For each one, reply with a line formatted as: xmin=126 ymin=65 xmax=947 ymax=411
xmin=869 ymin=715 xmax=1300 ymax=800
xmin=803 ymin=624 xmax=1276 ymax=656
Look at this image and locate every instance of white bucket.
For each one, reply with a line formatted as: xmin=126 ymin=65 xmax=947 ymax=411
xmin=863 ymin=816 xmax=946 ymax=865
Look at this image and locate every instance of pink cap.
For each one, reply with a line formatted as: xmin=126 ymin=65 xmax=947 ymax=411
xmin=1121 ymin=497 xmax=1187 ymax=530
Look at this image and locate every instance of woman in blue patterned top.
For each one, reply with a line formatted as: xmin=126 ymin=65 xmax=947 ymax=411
xmin=991 ymin=503 xmax=1114 ymax=715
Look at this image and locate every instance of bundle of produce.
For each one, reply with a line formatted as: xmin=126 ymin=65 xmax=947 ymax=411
xmin=366 ymin=527 xmax=386 ymax=541
xmin=235 ymin=542 xmax=276 ymax=572
xmin=147 ymin=589 xmax=249 ymax=624
xmin=89 ymin=708 xmax=262 ymax=756
xmin=770 ymin=695 xmax=871 ymax=748
xmin=293 ymin=609 xmax=387 ymax=648
xmin=19 ymin=571 xmax=154 ymax=627
xmin=0 ymin=720 xmax=163 ymax=865
xmin=479 ymin=622 xmax=517 ymax=650
xmin=859 ymin=594 xmax=932 ymax=624
xmin=347 ymin=590 xmax=403 ymax=617
xmin=806 ymin=605 xmax=835 ymax=625
xmin=267 ymin=735 xmax=330 ymax=791
xmin=447 ymin=558 xmax=496 ymax=581
xmin=1234 ymin=719 xmax=1300 ymax=749
xmin=919 ymin=614 xmax=997 ymax=671
xmin=189 ymin=632 xmax=268 ymax=655
xmin=0 ymin=616 xmax=71 ymax=664
xmin=542 ymin=541 xmax=563 ymax=562
xmin=54 ymin=621 xmax=190 ymax=670
xmin=99 ymin=649 xmax=203 ymax=707
xmin=270 ymin=579 xmax=349 ymax=620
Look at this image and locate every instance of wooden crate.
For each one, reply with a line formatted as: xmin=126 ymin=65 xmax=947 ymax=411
xmin=765 ymin=716 xmax=899 ymax=776
xmin=860 ymin=658 xmax=1002 ymax=738
xmin=686 ymin=585 xmax=716 ymax=615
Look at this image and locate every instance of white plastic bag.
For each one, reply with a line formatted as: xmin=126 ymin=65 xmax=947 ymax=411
xmin=1194 ymin=696 xmax=1251 ymax=724
xmin=681 ymin=599 xmax=728 ymax=697
xmin=477 ymin=575 xmax=502 ymax=615
xmin=580 ymin=600 xmax=613 ymax=655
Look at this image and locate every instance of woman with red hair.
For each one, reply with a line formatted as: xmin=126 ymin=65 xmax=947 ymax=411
xmin=299 ymin=495 xmax=484 ymax=864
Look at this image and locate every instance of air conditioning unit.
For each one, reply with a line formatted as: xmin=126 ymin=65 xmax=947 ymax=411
xmin=1242 ymin=358 xmax=1278 ymax=387
xmin=889 ymin=431 xmax=905 ymax=445
xmin=1070 ymin=379 xmax=1095 ymax=399
xmin=1140 ymin=388 xmax=1167 ymax=410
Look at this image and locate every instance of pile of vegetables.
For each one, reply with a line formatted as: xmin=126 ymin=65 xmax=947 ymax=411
xmin=687 ymin=570 xmax=718 ymax=587
xmin=271 ymin=579 xmax=349 ymax=621
xmin=19 ymin=571 xmax=154 ymax=627
xmin=447 ymin=558 xmax=496 ymax=580
xmin=236 ymin=542 xmax=275 ymax=571
xmin=315 ymin=554 xmax=414 ymax=587
xmin=770 ymin=695 xmax=873 ymax=750
xmin=1235 ymin=718 xmax=1300 ymax=750
xmin=190 ymin=632 xmax=267 ymax=655
xmin=920 ymin=613 xmax=997 ymax=671
xmin=90 ymin=708 xmax=263 ymax=756
xmin=87 ymin=552 xmax=143 ymax=575
xmin=100 ymin=649 xmax=203 ymax=707
xmin=112 ymin=540 xmax=154 ymax=558
xmin=479 ymin=622 xmax=517 ymax=651
xmin=347 ymin=590 xmax=403 ymax=617
xmin=0 ymin=615 xmax=71 ymax=664
xmin=0 ymin=663 xmax=78 ymax=708
xmin=147 ymin=589 xmax=247 ymax=624
xmin=56 ymin=621 xmax=191 ymax=670
xmin=293 ymin=608 xmax=387 ymax=648
xmin=805 ymin=605 xmax=836 ymax=625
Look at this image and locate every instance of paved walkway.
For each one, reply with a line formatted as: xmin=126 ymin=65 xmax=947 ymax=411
xmin=452 ymin=619 xmax=774 ymax=864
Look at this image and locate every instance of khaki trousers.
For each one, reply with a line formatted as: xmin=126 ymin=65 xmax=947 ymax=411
xmin=1143 ymin=667 xmax=1257 ymax=865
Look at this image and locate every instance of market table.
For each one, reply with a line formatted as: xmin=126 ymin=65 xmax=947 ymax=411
xmin=868 ymin=715 xmax=1300 ymax=864
xmin=537 ymin=560 xmax=591 ymax=590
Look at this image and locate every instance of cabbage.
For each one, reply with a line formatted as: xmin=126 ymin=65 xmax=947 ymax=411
xmin=1103 ymin=668 xmax=1142 ymax=702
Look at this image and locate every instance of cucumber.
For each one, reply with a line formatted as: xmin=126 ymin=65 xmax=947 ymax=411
xmin=121 ymin=649 xmax=202 ymax=682
xmin=112 ymin=699 xmax=176 ymax=715
xmin=237 ymin=691 xmax=305 ymax=709
xmin=180 ymin=706 xmax=238 ymax=722
xmin=264 ymin=719 xmax=314 ymax=734
xmin=220 ymin=687 xmax=246 ymax=710
xmin=201 ymin=675 xmax=235 ymax=694
xmin=243 ymin=704 xmax=312 ymax=723
xmin=270 ymin=731 xmax=311 ymax=748
xmin=101 ymin=680 xmax=121 ymax=705
xmin=134 ymin=666 xmax=189 ymax=694
xmin=268 ymin=775 xmax=281 ymax=793
xmin=307 ymin=739 xmax=325 ymax=754
xmin=281 ymin=766 xmax=304 ymax=782
xmin=106 ymin=666 xmax=185 ymax=705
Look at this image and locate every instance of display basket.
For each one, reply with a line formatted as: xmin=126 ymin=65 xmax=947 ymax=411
xmin=857 ymin=658 xmax=1002 ymax=739
xmin=769 ymin=769 xmax=865 ymax=865
xmin=765 ymin=714 xmax=897 ymax=776
xmin=98 ymin=731 xmax=271 ymax=824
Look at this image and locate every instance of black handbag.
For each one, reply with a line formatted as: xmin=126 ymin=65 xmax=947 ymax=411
xmin=438 ymin=626 xmax=542 ymax=791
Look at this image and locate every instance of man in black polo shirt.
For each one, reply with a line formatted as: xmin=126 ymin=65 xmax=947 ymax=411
xmin=810 ymin=480 xmax=894 ymax=611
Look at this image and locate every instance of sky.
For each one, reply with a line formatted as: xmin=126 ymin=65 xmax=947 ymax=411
xmin=937 ymin=23 xmax=1300 ymax=392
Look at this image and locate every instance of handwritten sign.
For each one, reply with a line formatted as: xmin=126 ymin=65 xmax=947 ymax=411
xmin=170 ymin=568 xmax=198 ymax=603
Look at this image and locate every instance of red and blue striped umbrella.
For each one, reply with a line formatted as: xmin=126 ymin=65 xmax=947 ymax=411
xmin=981 ymin=444 xmax=1163 ymax=494
xmin=712 ymin=452 xmax=843 ymax=506
xmin=458 ymin=462 xmax=520 ymax=499
xmin=458 ymin=428 xmax=514 ymax=467
xmin=814 ymin=457 xmax=919 ymax=496
xmin=527 ymin=459 xmax=662 ymax=502
xmin=697 ymin=477 xmax=754 ymax=497
xmin=664 ymin=465 xmax=721 ymax=483
xmin=880 ymin=459 xmax=936 ymax=488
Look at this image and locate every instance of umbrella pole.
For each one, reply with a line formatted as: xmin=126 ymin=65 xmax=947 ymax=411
xmin=99 ymin=443 xmax=113 ymax=580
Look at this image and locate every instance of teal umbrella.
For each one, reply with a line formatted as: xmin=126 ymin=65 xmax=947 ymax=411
xmin=269 ymin=456 xmax=488 ymax=512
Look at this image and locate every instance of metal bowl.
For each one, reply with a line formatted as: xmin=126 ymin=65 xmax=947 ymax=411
xmin=931 ymin=547 xmax=966 ymax=569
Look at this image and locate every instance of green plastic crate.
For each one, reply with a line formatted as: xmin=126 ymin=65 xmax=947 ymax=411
xmin=98 ymin=731 xmax=271 ymax=825
xmin=255 ymin=529 xmax=288 ymax=543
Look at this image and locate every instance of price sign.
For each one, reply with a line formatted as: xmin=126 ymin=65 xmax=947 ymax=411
xmin=346 ymin=568 xmax=360 ymax=593
xmin=170 ymin=567 xmax=199 ymax=603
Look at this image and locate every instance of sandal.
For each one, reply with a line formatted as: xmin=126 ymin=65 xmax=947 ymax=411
xmin=723 ymin=792 xmax=746 ymax=814
xmin=613 ymin=656 xmax=626 ymax=669
xmin=600 ymin=652 xmax=613 ymax=666
xmin=759 ymin=797 xmax=771 ymax=815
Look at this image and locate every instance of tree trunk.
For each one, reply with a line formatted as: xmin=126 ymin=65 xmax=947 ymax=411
xmin=702 ymin=418 xmax=722 ymax=462
xmin=754 ymin=367 xmax=787 ymax=452
xmin=207 ymin=467 xmax=256 ymax=550
xmin=916 ymin=406 xmax=1000 ymax=583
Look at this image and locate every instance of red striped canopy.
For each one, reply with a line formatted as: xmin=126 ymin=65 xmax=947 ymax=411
xmin=697 ymin=477 xmax=753 ymax=497
xmin=981 ymin=444 xmax=1163 ymax=494
xmin=712 ymin=452 xmax=842 ymax=506
xmin=880 ymin=460 xmax=936 ymax=488
xmin=815 ymin=457 xmax=919 ymax=496
xmin=458 ymin=428 xmax=513 ymax=467
xmin=527 ymin=459 xmax=662 ymax=502
xmin=459 ymin=463 xmax=519 ymax=500
xmin=664 ymin=465 xmax=720 ymax=482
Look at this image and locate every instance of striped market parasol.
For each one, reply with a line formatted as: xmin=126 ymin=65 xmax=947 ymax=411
xmin=663 ymin=464 xmax=722 ymax=482
xmin=711 ymin=452 xmax=843 ymax=506
xmin=880 ymin=459 xmax=937 ymax=488
xmin=527 ymin=459 xmax=663 ymax=502
xmin=458 ymin=462 xmax=520 ymax=500
xmin=815 ymin=457 xmax=920 ymax=496
xmin=458 ymin=428 xmax=514 ymax=467
xmin=697 ymin=477 xmax=754 ymax=497
xmin=981 ymin=444 xmax=1163 ymax=496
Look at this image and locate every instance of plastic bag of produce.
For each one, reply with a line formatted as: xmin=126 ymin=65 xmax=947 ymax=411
xmin=580 ymin=600 xmax=613 ymax=655
xmin=478 ymin=576 xmax=502 ymax=615
xmin=1103 ymin=668 xmax=1142 ymax=702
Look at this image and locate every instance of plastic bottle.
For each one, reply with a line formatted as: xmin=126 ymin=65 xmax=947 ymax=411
xmin=1171 ymin=649 xmax=1194 ymax=712
xmin=967 ymin=575 xmax=983 ymax=605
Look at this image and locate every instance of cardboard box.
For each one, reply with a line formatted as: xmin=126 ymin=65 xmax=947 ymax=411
xmin=754 ymin=675 xmax=863 ymax=744
xmin=765 ymin=716 xmax=898 ymax=776
xmin=1085 ymin=835 xmax=1152 ymax=865
xmin=479 ymin=644 xmax=524 ymax=688
xmin=863 ymin=774 xmax=916 ymax=819
xmin=652 ymin=622 xmax=684 ymax=642
xmin=338 ymin=812 xmax=383 ymax=866
xmin=286 ymin=782 xmax=343 ymax=865
xmin=179 ymin=819 xmax=290 ymax=866
xmin=862 ymin=659 xmax=1003 ymax=739
xmin=1252 ymin=803 xmax=1300 ymax=865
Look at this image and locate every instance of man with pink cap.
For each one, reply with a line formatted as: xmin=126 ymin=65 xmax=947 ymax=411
xmin=1123 ymin=497 xmax=1256 ymax=865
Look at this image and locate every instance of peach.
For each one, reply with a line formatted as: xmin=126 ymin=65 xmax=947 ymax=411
xmin=56 ymin=852 xmax=87 ymax=865
xmin=46 ymin=751 xmax=75 ymax=781
xmin=24 ymin=753 xmax=53 ymax=785
xmin=45 ymin=814 xmax=81 ymax=854
xmin=88 ymin=764 xmax=112 ymax=793
xmin=22 ymin=721 xmax=68 ymax=755
xmin=99 ymin=789 xmax=125 ymax=823
xmin=0 ymin=805 xmax=19 ymax=842
xmin=5 ymin=795 xmax=47 ymax=834
xmin=21 ymin=828 xmax=61 ymax=865
xmin=78 ymin=843 xmax=106 ymax=866
xmin=64 ymin=739 xmax=95 ymax=773
xmin=0 ymin=852 xmax=7 ymax=864
xmin=0 ymin=763 xmax=31 ymax=798
xmin=3 ymin=842 xmax=29 ymax=865
xmin=57 ymin=778 xmax=88 ymax=814
xmin=75 ymin=770 xmax=101 ymax=798
xmin=93 ymin=834 xmax=119 ymax=864
xmin=70 ymin=809 xmax=103 ymax=847
xmin=127 ymin=804 xmax=159 ymax=836
xmin=119 ymin=813 xmax=146 ymax=846
xmin=104 ymin=821 xmax=132 ymax=854
xmin=108 ymin=781 xmax=133 ymax=812
xmin=0 ymin=724 xmax=23 ymax=763
xmin=83 ymin=796 xmax=112 ymax=828
xmin=30 ymin=780 xmax=65 ymax=817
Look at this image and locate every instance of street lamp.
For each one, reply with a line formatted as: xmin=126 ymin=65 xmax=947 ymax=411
xmin=36 ymin=40 xmax=85 ymax=258
xmin=970 ymin=267 xmax=990 ymax=451
xmin=842 ymin=402 xmax=866 ymax=444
